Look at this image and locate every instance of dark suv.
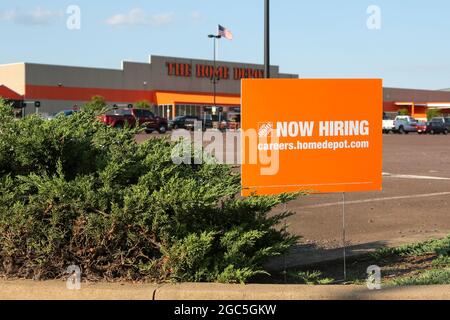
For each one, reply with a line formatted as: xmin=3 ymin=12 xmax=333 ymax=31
xmin=169 ymin=116 xmax=203 ymax=130
xmin=426 ymin=120 xmax=449 ymax=135
xmin=431 ymin=117 xmax=450 ymax=131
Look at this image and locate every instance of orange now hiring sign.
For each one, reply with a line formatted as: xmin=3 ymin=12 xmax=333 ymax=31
xmin=241 ymin=79 xmax=383 ymax=196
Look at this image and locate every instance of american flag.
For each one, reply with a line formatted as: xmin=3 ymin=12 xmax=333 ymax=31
xmin=218 ymin=25 xmax=233 ymax=40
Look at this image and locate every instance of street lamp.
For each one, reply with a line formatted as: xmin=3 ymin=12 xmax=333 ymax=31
xmin=208 ymin=34 xmax=222 ymax=126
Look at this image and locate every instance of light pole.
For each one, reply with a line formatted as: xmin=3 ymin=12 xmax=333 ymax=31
xmin=264 ymin=0 xmax=270 ymax=78
xmin=208 ymin=34 xmax=222 ymax=126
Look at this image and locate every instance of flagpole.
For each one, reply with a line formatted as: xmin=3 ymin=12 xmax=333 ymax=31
xmin=216 ymin=37 xmax=220 ymax=61
xmin=213 ymin=37 xmax=217 ymax=109
xmin=208 ymin=33 xmax=222 ymax=125
xmin=216 ymin=26 xmax=219 ymax=61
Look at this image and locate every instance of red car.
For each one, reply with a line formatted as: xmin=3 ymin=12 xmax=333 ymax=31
xmin=99 ymin=108 xmax=168 ymax=134
xmin=416 ymin=121 xmax=427 ymax=134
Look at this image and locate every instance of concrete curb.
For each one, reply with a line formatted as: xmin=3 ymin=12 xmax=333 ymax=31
xmin=154 ymin=283 xmax=450 ymax=300
xmin=1 ymin=281 xmax=450 ymax=300
xmin=0 ymin=280 xmax=159 ymax=300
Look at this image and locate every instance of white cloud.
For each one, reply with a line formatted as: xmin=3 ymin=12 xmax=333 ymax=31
xmin=151 ymin=12 xmax=175 ymax=26
xmin=0 ymin=7 xmax=63 ymax=25
xmin=106 ymin=8 xmax=146 ymax=26
xmin=106 ymin=8 xmax=174 ymax=27
xmin=190 ymin=10 xmax=204 ymax=23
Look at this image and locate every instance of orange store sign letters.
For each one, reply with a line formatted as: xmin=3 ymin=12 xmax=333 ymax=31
xmin=241 ymin=79 xmax=383 ymax=196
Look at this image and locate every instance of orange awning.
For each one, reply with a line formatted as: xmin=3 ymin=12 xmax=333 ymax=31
xmin=155 ymin=91 xmax=240 ymax=106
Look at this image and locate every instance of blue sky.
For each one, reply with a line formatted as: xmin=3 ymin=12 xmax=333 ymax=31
xmin=1 ymin=0 xmax=450 ymax=90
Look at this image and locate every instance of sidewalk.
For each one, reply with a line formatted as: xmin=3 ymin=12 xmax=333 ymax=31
xmin=1 ymin=280 xmax=450 ymax=300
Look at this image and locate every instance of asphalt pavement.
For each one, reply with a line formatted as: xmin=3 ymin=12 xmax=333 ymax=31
xmin=136 ymin=132 xmax=450 ymax=266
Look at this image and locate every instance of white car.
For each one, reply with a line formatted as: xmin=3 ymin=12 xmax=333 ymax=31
xmin=382 ymin=113 xmax=395 ymax=133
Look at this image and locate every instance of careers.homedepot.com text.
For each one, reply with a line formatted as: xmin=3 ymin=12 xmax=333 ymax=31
xmin=257 ymin=120 xmax=371 ymax=152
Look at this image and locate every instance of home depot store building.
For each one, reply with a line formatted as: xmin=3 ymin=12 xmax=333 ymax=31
xmin=0 ymin=55 xmax=450 ymax=120
xmin=383 ymin=88 xmax=450 ymax=119
xmin=0 ymin=55 xmax=297 ymax=120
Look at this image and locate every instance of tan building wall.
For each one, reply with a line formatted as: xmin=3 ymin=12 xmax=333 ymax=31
xmin=0 ymin=63 xmax=26 ymax=95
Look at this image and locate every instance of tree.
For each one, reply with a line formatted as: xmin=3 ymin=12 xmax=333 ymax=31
xmin=83 ymin=95 xmax=108 ymax=113
xmin=427 ymin=108 xmax=442 ymax=121
xmin=135 ymin=100 xmax=152 ymax=109
xmin=0 ymin=98 xmax=13 ymax=116
xmin=397 ymin=108 xmax=410 ymax=116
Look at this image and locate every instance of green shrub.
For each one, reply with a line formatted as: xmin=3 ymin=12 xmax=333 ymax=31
xmin=83 ymin=95 xmax=108 ymax=113
xmin=371 ymin=236 xmax=450 ymax=260
xmin=135 ymin=100 xmax=152 ymax=109
xmin=287 ymin=270 xmax=334 ymax=285
xmin=0 ymin=100 xmax=300 ymax=283
xmin=392 ymin=269 xmax=450 ymax=286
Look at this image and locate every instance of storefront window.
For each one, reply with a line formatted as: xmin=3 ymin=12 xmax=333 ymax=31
xmin=171 ymin=104 xmax=241 ymax=123
xmin=175 ymin=104 xmax=204 ymax=118
xmin=156 ymin=105 xmax=173 ymax=119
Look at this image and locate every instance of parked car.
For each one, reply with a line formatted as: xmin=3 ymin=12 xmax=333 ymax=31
xmin=197 ymin=114 xmax=224 ymax=130
xmin=382 ymin=112 xmax=395 ymax=133
xmin=46 ymin=110 xmax=79 ymax=120
xmin=426 ymin=120 xmax=449 ymax=135
xmin=99 ymin=108 xmax=168 ymax=134
xmin=416 ymin=120 xmax=427 ymax=134
xmin=169 ymin=116 xmax=204 ymax=131
xmin=185 ymin=117 xmax=206 ymax=131
xmin=394 ymin=116 xmax=418 ymax=134
xmin=431 ymin=117 xmax=450 ymax=131
xmin=445 ymin=117 xmax=450 ymax=130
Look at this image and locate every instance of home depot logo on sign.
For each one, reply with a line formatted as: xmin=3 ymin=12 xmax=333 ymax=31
xmin=258 ymin=122 xmax=273 ymax=138
xmin=241 ymin=79 xmax=383 ymax=196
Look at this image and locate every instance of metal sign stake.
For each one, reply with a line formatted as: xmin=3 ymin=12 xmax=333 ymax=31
xmin=283 ymin=202 xmax=288 ymax=284
xmin=342 ymin=192 xmax=347 ymax=282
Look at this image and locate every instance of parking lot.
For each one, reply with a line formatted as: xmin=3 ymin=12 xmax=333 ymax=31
xmin=287 ymin=134 xmax=450 ymax=250
xmin=136 ymin=132 xmax=450 ymax=252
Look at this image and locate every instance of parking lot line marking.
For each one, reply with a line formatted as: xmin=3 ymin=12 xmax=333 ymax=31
xmin=300 ymin=192 xmax=450 ymax=209
xmin=383 ymin=173 xmax=450 ymax=180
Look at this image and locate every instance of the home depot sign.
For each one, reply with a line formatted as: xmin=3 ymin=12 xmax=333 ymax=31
xmin=166 ymin=62 xmax=265 ymax=80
